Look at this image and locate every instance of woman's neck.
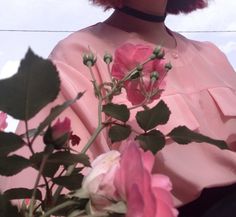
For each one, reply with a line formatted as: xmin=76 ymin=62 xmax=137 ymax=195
xmin=124 ymin=0 xmax=168 ymax=16
xmin=104 ymin=9 xmax=176 ymax=49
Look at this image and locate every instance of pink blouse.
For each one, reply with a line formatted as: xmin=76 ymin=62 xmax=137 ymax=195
xmin=1 ymin=22 xmax=236 ymax=207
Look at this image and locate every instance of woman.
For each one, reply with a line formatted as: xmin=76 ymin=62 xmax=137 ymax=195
xmin=49 ymin=0 xmax=236 ymax=216
xmin=2 ymin=0 xmax=236 ymax=216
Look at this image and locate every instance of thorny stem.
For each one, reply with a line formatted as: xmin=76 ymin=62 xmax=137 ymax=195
xmin=106 ymin=61 xmax=113 ymax=82
xmin=128 ymin=76 xmax=155 ymax=111
xmin=49 ymin=168 xmax=66 ymax=192
xmin=47 ymin=53 xmax=160 ymax=213
xmin=52 ymin=67 xmax=105 ymax=204
xmin=29 ymin=145 xmax=54 ymax=217
xmin=81 ymin=123 xmax=104 ymax=154
xmin=129 ymin=99 xmax=149 ymax=111
xmin=24 ymin=120 xmax=35 ymax=155
xmin=88 ymin=63 xmax=97 ymax=83
xmin=42 ymin=175 xmax=52 ymax=205
xmin=40 ymin=200 xmax=79 ymax=217
xmin=103 ymin=57 xmax=153 ymax=101
xmin=52 ymin=105 xmax=105 ymax=203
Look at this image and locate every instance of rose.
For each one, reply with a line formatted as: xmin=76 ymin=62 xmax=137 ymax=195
xmin=111 ymin=43 xmax=169 ymax=105
xmin=81 ymin=150 xmax=120 ymax=198
xmin=79 ymin=141 xmax=178 ymax=217
xmin=114 ymin=141 xmax=178 ymax=217
xmin=79 ymin=150 xmax=121 ymax=214
xmin=43 ymin=117 xmax=72 ymax=149
xmin=51 ymin=117 xmax=71 ymax=140
xmin=0 ymin=111 xmax=7 ymax=131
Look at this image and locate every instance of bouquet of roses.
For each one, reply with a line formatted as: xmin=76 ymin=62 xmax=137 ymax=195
xmin=0 ymin=43 xmax=227 ymax=217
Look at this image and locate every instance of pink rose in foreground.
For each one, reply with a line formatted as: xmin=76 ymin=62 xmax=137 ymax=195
xmin=79 ymin=150 xmax=121 ymax=214
xmin=0 ymin=112 xmax=8 ymax=131
xmin=115 ymin=141 xmax=178 ymax=217
xmin=111 ymin=43 xmax=169 ymax=105
xmin=80 ymin=141 xmax=177 ymax=217
xmin=81 ymin=150 xmax=120 ymax=198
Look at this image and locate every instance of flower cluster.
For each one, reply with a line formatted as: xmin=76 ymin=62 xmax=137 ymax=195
xmin=112 ymin=43 xmax=170 ymax=105
xmin=0 ymin=43 xmax=227 ymax=217
xmin=78 ymin=140 xmax=178 ymax=217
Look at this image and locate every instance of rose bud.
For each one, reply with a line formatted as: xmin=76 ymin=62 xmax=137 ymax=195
xmin=83 ymin=52 xmax=97 ymax=67
xmin=103 ymin=52 xmax=113 ymax=64
xmin=43 ymin=117 xmax=71 ymax=149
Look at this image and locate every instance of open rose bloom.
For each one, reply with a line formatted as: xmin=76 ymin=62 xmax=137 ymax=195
xmin=0 ymin=111 xmax=7 ymax=131
xmin=111 ymin=43 xmax=169 ymax=105
xmin=78 ymin=141 xmax=178 ymax=217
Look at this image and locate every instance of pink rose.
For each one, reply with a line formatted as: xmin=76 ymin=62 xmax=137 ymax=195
xmin=82 ymin=150 xmax=120 ymax=198
xmin=79 ymin=150 xmax=121 ymax=214
xmin=44 ymin=117 xmax=72 ymax=149
xmin=111 ymin=43 xmax=169 ymax=105
xmin=51 ymin=117 xmax=71 ymax=140
xmin=79 ymin=141 xmax=177 ymax=217
xmin=115 ymin=141 xmax=178 ymax=217
xmin=0 ymin=112 xmax=7 ymax=131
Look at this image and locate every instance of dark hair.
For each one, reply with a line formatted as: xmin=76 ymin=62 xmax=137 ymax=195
xmin=167 ymin=0 xmax=207 ymax=14
xmin=90 ymin=0 xmax=208 ymax=14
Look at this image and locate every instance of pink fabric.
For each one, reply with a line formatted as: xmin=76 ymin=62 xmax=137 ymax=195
xmin=0 ymin=112 xmax=7 ymax=131
xmin=1 ymin=22 xmax=236 ymax=207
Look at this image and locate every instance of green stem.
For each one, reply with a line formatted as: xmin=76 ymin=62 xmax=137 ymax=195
xmin=52 ymin=89 xmax=104 ymax=204
xmin=106 ymin=62 xmax=113 ymax=82
xmin=104 ymin=57 xmax=152 ymax=101
xmin=81 ymin=95 xmax=104 ymax=153
xmin=24 ymin=120 xmax=35 ymax=155
xmin=29 ymin=145 xmax=54 ymax=217
xmin=88 ymin=64 xmax=96 ymax=83
xmin=40 ymin=200 xmax=78 ymax=217
xmin=50 ymin=55 xmax=153 ymax=211
xmin=82 ymin=123 xmax=104 ymax=153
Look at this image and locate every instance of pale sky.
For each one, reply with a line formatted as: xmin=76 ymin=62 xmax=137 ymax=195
xmin=0 ymin=0 xmax=235 ymax=76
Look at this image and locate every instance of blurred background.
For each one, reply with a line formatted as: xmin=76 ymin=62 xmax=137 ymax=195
xmin=0 ymin=0 xmax=235 ymax=131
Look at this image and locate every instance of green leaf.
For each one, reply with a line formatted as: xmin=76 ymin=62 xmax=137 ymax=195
xmin=136 ymin=100 xmax=171 ymax=131
xmin=136 ymin=130 xmax=165 ymax=154
xmin=108 ymin=125 xmax=131 ymax=143
xmin=33 ymin=92 xmax=84 ymax=139
xmin=103 ymin=103 xmax=130 ymax=122
xmin=52 ymin=174 xmax=83 ymax=190
xmin=44 ymin=164 xmax=60 ymax=178
xmin=30 ymin=152 xmax=60 ymax=178
xmin=49 ymin=152 xmax=90 ymax=167
xmin=167 ymin=126 xmax=228 ymax=149
xmin=0 ymin=48 xmax=60 ymax=120
xmin=4 ymin=188 xmax=42 ymax=201
xmin=0 ymin=132 xmax=25 ymax=156
xmin=0 ymin=155 xmax=31 ymax=176
xmin=0 ymin=193 xmax=23 ymax=217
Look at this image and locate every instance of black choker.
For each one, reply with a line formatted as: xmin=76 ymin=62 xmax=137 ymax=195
xmin=117 ymin=6 xmax=166 ymax=23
